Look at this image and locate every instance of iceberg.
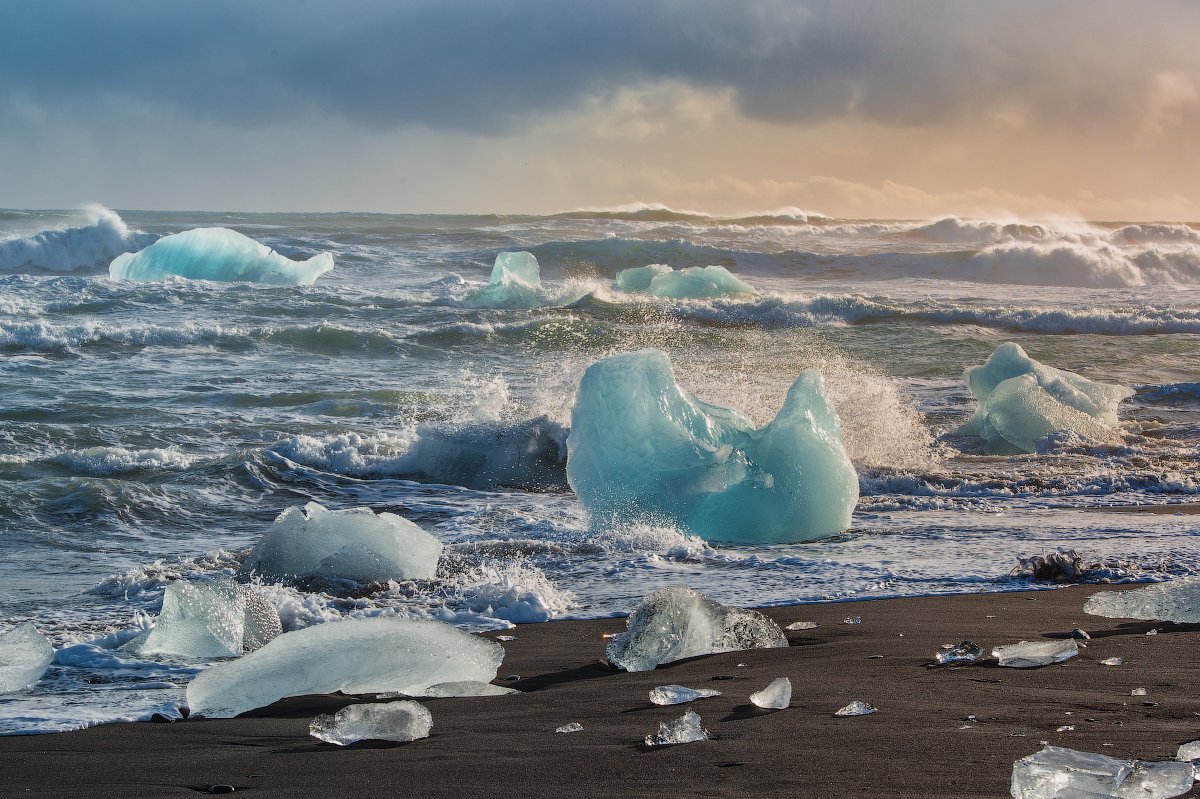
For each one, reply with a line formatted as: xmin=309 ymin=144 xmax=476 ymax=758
xmin=468 ymin=251 xmax=548 ymax=308
xmin=566 ymin=349 xmax=858 ymax=543
xmin=1084 ymin=578 xmax=1200 ymax=624
xmin=644 ymin=710 xmax=708 ymax=747
xmin=1011 ymin=745 xmax=1194 ymax=799
xmin=958 ymin=343 xmax=1133 ymax=454
xmin=992 ymin=640 xmax=1078 ymax=668
xmin=124 ymin=578 xmax=281 ymax=658
xmin=310 ymin=701 xmax=432 ymax=745
xmin=605 ymin=586 xmax=788 ymax=672
xmin=649 ymin=685 xmax=722 ymax=706
xmin=0 ymin=622 xmax=54 ymax=694
xmin=615 ymin=264 xmax=756 ymax=298
xmin=239 ymin=502 xmax=442 ymax=584
xmin=186 ymin=617 xmax=503 ymax=718
xmin=109 ymin=227 xmax=333 ymax=285
xmin=750 ymin=677 xmax=792 ymax=709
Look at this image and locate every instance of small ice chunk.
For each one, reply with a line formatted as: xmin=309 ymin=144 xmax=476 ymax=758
xmin=649 ymin=685 xmax=722 ymax=706
xmin=556 ymin=722 xmax=584 ymax=733
xmin=309 ymin=701 xmax=432 ymax=745
xmin=615 ymin=264 xmax=756 ymax=299
xmin=843 ymin=616 xmax=862 ymax=625
xmin=496 ymin=635 xmax=516 ymax=642
xmin=240 ymin=502 xmax=442 ymax=584
xmin=421 ymin=681 xmax=519 ymax=697
xmin=1011 ymin=745 xmax=1195 ymax=799
xmin=935 ymin=641 xmax=985 ymax=665
xmin=1176 ymin=741 xmax=1200 ymax=762
xmin=1131 ymin=688 xmax=1147 ymax=696
xmin=605 ymin=586 xmax=787 ymax=672
xmin=992 ymin=639 xmax=1078 ymax=668
xmin=834 ymin=700 xmax=877 ymax=717
xmin=0 ymin=622 xmax=54 ymax=694
xmin=785 ymin=621 xmax=819 ymax=631
xmin=109 ymin=227 xmax=334 ymax=285
xmin=186 ymin=617 xmax=503 ymax=718
xmin=1084 ymin=578 xmax=1200 ymax=624
xmin=1071 ymin=628 xmax=1091 ymax=640
xmin=750 ymin=677 xmax=791 ymax=710
xmin=644 ymin=710 xmax=709 ymax=747
xmin=124 ymin=578 xmax=281 ymax=658
xmin=468 ymin=252 xmax=548 ymax=308
xmin=1100 ymin=657 xmax=1124 ymax=666
xmin=1057 ymin=725 xmax=1075 ymax=733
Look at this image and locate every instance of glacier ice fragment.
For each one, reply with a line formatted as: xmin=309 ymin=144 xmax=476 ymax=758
xmin=566 ymin=349 xmax=858 ymax=543
xmin=958 ymin=343 xmax=1133 ymax=454
xmin=785 ymin=621 xmax=819 ymax=630
xmin=605 ymin=586 xmax=787 ymax=672
xmin=935 ymin=641 xmax=985 ymax=665
xmin=309 ymin=701 xmax=432 ymax=745
xmin=1084 ymin=578 xmax=1200 ymax=624
xmin=0 ymin=622 xmax=54 ymax=693
xmin=1131 ymin=688 xmax=1147 ymax=696
xmin=1011 ymin=745 xmax=1194 ymax=799
xmin=992 ymin=640 xmax=1078 ymax=668
xmin=186 ymin=617 xmax=503 ymax=718
xmin=109 ymin=227 xmax=333 ymax=285
xmin=615 ymin=264 xmax=756 ymax=299
xmin=750 ymin=677 xmax=791 ymax=709
xmin=649 ymin=685 xmax=722 ymax=706
xmin=1176 ymin=741 xmax=1200 ymax=762
xmin=240 ymin=502 xmax=442 ymax=584
xmin=556 ymin=722 xmax=584 ymax=733
xmin=834 ymin=700 xmax=877 ymax=717
xmin=421 ymin=681 xmax=518 ymax=697
xmin=1100 ymin=657 xmax=1124 ymax=666
xmin=468 ymin=251 xmax=548 ymax=308
xmin=644 ymin=710 xmax=708 ymax=747
xmin=124 ymin=578 xmax=281 ymax=658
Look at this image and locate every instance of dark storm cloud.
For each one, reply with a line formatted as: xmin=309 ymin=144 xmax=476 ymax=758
xmin=2 ymin=0 xmax=1197 ymax=132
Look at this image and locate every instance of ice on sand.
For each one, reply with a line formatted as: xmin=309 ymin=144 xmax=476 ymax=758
xmin=750 ymin=677 xmax=791 ymax=709
xmin=1084 ymin=577 xmax=1200 ymax=624
xmin=958 ymin=342 xmax=1132 ymax=454
xmin=786 ymin=621 xmax=819 ymax=630
xmin=310 ymin=701 xmax=432 ymax=745
xmin=556 ymin=722 xmax=584 ymax=733
xmin=1011 ymin=745 xmax=1194 ymax=799
xmin=566 ymin=349 xmax=858 ymax=543
xmin=109 ymin=227 xmax=333 ymax=285
xmin=468 ymin=251 xmax=547 ymax=308
xmin=605 ymin=586 xmax=787 ymax=672
xmin=421 ymin=681 xmax=519 ymax=697
xmin=649 ymin=685 xmax=722 ymax=706
xmin=615 ymin=264 xmax=756 ymax=298
xmin=124 ymin=578 xmax=281 ymax=658
xmin=992 ymin=640 xmax=1078 ymax=668
xmin=0 ymin=622 xmax=54 ymax=694
xmin=644 ymin=710 xmax=708 ymax=747
xmin=240 ymin=501 xmax=442 ymax=584
xmin=186 ymin=617 xmax=503 ymax=718
xmin=834 ymin=700 xmax=877 ymax=717
xmin=935 ymin=641 xmax=985 ymax=665
xmin=1176 ymin=741 xmax=1200 ymax=762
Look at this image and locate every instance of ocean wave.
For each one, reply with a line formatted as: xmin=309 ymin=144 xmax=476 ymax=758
xmin=48 ymin=446 xmax=198 ymax=476
xmin=0 ymin=206 xmax=156 ymax=273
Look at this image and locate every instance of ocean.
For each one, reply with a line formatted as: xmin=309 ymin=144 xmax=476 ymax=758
xmin=1 ymin=205 xmax=1198 ymax=734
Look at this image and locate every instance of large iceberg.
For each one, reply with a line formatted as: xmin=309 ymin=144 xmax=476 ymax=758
xmin=310 ymin=701 xmax=433 ymax=745
xmin=1084 ymin=579 xmax=1200 ymax=623
xmin=186 ymin=617 xmax=504 ymax=718
xmin=958 ymin=342 xmax=1133 ymax=454
xmin=1011 ymin=745 xmax=1194 ymax=799
xmin=239 ymin=502 xmax=442 ymax=584
xmin=566 ymin=349 xmax=858 ymax=543
xmin=0 ymin=622 xmax=54 ymax=693
xmin=124 ymin=578 xmax=282 ymax=658
xmin=616 ymin=264 xmax=756 ymax=298
xmin=468 ymin=251 xmax=548 ymax=308
xmin=109 ymin=227 xmax=334 ymax=285
xmin=606 ymin=586 xmax=788 ymax=672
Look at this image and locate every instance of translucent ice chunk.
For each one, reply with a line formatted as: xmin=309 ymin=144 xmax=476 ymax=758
xmin=309 ymin=701 xmax=432 ymax=745
xmin=615 ymin=264 xmax=756 ymax=299
xmin=1011 ymin=745 xmax=1195 ymax=799
xmin=566 ymin=349 xmax=858 ymax=543
xmin=1100 ymin=657 xmax=1124 ymax=666
xmin=556 ymin=722 xmax=584 ymax=733
xmin=834 ymin=700 xmax=877 ymax=717
xmin=750 ymin=677 xmax=792 ymax=709
xmin=1176 ymin=741 xmax=1200 ymax=762
xmin=421 ymin=681 xmax=519 ymax=697
xmin=605 ymin=586 xmax=788 ymax=672
xmin=109 ymin=227 xmax=333 ymax=285
xmin=1131 ymin=688 xmax=1147 ymax=696
xmin=644 ymin=710 xmax=708 ymax=747
xmin=615 ymin=264 xmax=672 ymax=293
xmin=0 ymin=622 xmax=54 ymax=694
xmin=124 ymin=578 xmax=281 ymax=658
xmin=992 ymin=640 xmax=1078 ymax=668
xmin=648 ymin=685 xmax=722 ymax=706
xmin=240 ymin=502 xmax=442 ymax=584
xmin=936 ymin=641 xmax=985 ymax=665
xmin=958 ymin=343 xmax=1133 ymax=454
xmin=468 ymin=251 xmax=547 ymax=308
xmin=186 ymin=617 xmax=503 ymax=718
xmin=1084 ymin=578 xmax=1200 ymax=624
xmin=786 ymin=621 xmax=819 ymax=630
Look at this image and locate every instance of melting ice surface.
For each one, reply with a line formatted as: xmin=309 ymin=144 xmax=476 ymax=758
xmin=0 ymin=623 xmax=54 ymax=694
xmin=615 ymin=264 xmax=756 ymax=298
xmin=566 ymin=349 xmax=858 ymax=543
xmin=605 ymin=586 xmax=788 ymax=672
xmin=935 ymin=641 xmax=985 ymax=665
xmin=834 ymin=700 xmax=877 ymax=717
xmin=649 ymin=685 xmax=722 ymax=706
xmin=1084 ymin=578 xmax=1200 ymax=623
xmin=186 ymin=617 xmax=503 ymax=718
xmin=420 ymin=680 xmax=518 ymax=697
xmin=309 ymin=701 xmax=433 ymax=745
xmin=124 ymin=578 xmax=281 ymax=658
xmin=1011 ymin=745 xmax=1195 ymax=799
xmin=959 ymin=342 xmax=1133 ymax=454
xmin=644 ymin=710 xmax=708 ymax=747
xmin=750 ymin=677 xmax=792 ymax=709
xmin=109 ymin=227 xmax=334 ymax=285
xmin=468 ymin=251 xmax=548 ymax=307
xmin=239 ymin=502 xmax=442 ymax=584
xmin=992 ymin=640 xmax=1078 ymax=668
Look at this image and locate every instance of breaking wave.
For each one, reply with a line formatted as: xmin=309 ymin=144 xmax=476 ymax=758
xmin=0 ymin=206 xmax=156 ymax=273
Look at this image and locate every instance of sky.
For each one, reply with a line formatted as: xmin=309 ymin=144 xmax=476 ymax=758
xmin=2 ymin=0 xmax=1199 ymax=219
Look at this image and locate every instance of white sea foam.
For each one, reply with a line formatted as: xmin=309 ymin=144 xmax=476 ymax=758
xmin=0 ymin=206 xmax=156 ymax=273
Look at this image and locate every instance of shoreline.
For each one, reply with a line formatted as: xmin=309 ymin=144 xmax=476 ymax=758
xmin=5 ymin=585 xmax=1199 ymax=798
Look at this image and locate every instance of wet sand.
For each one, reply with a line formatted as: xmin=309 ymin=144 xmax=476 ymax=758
xmin=4 ymin=585 xmax=1199 ymax=798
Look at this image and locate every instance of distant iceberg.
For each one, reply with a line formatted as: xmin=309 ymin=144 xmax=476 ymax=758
xmin=109 ymin=227 xmax=333 ymax=285
xmin=958 ymin=342 xmax=1133 ymax=454
xmin=616 ymin=264 xmax=756 ymax=298
xmin=566 ymin=349 xmax=858 ymax=543
xmin=468 ymin=251 xmax=548 ymax=307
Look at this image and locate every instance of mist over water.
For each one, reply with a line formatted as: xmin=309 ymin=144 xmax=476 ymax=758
xmin=2 ymin=207 xmax=1200 ymax=733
